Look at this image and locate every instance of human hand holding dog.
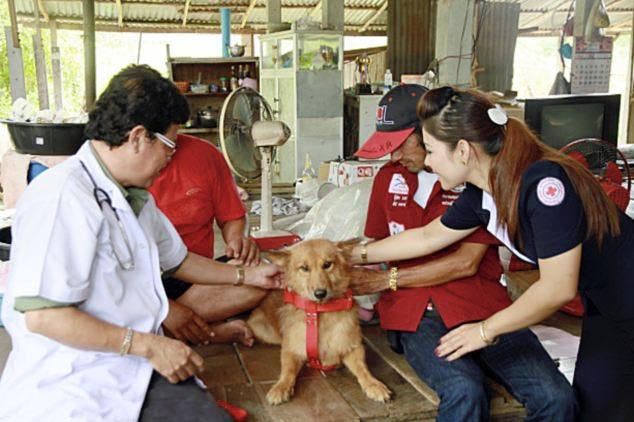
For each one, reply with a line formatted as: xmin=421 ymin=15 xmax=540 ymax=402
xmin=131 ymin=332 xmax=205 ymax=384
xmin=244 ymin=263 xmax=284 ymax=289
xmin=349 ymin=266 xmax=388 ymax=295
xmin=163 ymin=300 xmax=214 ymax=346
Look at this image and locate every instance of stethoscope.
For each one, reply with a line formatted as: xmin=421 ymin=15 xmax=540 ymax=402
xmin=80 ymin=161 xmax=135 ymax=270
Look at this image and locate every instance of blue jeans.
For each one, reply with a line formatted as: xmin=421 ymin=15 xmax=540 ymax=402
xmin=399 ymin=312 xmax=577 ymax=422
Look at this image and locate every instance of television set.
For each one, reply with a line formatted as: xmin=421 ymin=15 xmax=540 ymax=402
xmin=523 ymin=94 xmax=620 ymax=150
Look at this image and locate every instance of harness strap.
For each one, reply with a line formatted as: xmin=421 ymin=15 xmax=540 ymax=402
xmin=283 ymin=289 xmax=354 ymax=371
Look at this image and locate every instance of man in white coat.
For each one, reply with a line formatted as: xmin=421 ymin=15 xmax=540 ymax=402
xmin=0 ymin=65 xmax=281 ymax=421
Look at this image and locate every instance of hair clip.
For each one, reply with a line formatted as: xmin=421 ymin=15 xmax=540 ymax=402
xmin=487 ymin=104 xmax=508 ymax=126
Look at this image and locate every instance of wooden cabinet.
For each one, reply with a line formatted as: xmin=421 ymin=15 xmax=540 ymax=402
xmin=259 ymin=29 xmax=344 ymax=184
xmin=166 ymin=57 xmax=259 ymax=145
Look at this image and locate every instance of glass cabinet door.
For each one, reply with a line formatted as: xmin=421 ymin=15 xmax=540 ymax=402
xmin=298 ymin=34 xmax=341 ymax=70
xmin=277 ymin=37 xmax=294 ymax=69
xmin=261 ymin=39 xmax=277 ymax=70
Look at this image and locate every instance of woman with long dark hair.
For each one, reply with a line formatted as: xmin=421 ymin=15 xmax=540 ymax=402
xmin=352 ymin=86 xmax=634 ymax=421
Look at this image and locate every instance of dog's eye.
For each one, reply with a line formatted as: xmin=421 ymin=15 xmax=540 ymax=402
xmin=322 ymin=261 xmax=333 ymax=270
xmin=299 ymin=265 xmax=309 ymax=272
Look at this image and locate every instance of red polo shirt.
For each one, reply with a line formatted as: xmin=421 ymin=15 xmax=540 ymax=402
xmin=365 ymin=163 xmax=511 ymax=332
xmin=149 ymin=135 xmax=246 ymax=258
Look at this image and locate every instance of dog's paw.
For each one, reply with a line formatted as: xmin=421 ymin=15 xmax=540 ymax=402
xmin=363 ymin=379 xmax=392 ymax=403
xmin=266 ymin=383 xmax=294 ymax=405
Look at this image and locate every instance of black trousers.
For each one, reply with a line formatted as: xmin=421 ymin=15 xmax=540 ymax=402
xmin=573 ymin=301 xmax=634 ymax=422
xmin=139 ymin=372 xmax=231 ymax=422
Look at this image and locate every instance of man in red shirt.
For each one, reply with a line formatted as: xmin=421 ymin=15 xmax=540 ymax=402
xmin=354 ymin=85 xmax=574 ymax=420
xmin=149 ymin=134 xmax=265 ymax=346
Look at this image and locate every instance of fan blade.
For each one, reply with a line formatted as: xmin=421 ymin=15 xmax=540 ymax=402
xmin=232 ymin=94 xmax=256 ymax=128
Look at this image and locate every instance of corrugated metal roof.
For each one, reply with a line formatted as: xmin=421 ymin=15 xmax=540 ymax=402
xmin=11 ymin=0 xmax=633 ymax=35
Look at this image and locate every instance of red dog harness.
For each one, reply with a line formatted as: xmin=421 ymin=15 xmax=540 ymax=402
xmin=283 ymin=288 xmax=354 ymax=371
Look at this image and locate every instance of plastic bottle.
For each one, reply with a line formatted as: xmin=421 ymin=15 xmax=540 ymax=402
xmin=230 ymin=65 xmax=239 ymax=91
xmin=301 ymin=153 xmax=316 ymax=180
xmin=295 ymin=153 xmax=319 ymax=208
xmin=383 ymin=69 xmax=393 ymax=93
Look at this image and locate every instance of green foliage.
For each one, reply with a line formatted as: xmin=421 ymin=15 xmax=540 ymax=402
xmin=0 ymin=4 xmax=84 ymax=118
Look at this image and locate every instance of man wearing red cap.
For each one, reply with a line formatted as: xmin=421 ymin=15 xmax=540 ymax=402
xmin=354 ymin=84 xmax=575 ymax=420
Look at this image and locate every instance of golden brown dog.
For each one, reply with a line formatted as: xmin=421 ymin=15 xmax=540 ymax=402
xmin=247 ymin=239 xmax=391 ymax=405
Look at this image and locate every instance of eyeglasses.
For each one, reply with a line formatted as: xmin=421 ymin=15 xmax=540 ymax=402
xmin=153 ymin=132 xmax=177 ymax=150
xmin=80 ymin=161 xmax=135 ymax=271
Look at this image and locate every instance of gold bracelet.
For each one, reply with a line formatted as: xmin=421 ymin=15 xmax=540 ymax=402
xmin=388 ymin=267 xmax=398 ymax=291
xmin=360 ymin=240 xmax=368 ymax=264
xmin=234 ymin=265 xmax=245 ymax=286
xmin=119 ymin=327 xmax=133 ymax=356
xmin=478 ymin=321 xmax=498 ymax=345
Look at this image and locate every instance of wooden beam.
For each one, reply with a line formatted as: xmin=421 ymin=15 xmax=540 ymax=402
xmin=4 ymin=26 xmax=26 ymax=101
xmin=83 ymin=0 xmax=96 ymax=109
xmin=573 ymin=0 xmax=593 ymax=37
xmin=322 ymin=0 xmax=343 ymax=30
xmin=116 ymin=0 xmax=123 ymax=26
xmin=361 ymin=0 xmax=387 ymax=32
xmin=37 ymin=0 xmax=50 ymax=22
xmin=136 ymin=32 xmax=142 ymax=63
xmin=32 ymin=0 xmax=49 ymax=109
xmin=17 ymin=16 xmax=387 ymax=35
xmin=50 ymin=19 xmax=63 ymax=110
xmin=7 ymin=0 xmax=20 ymax=48
xmin=240 ymin=0 xmax=257 ymax=29
xmin=266 ymin=0 xmax=283 ymax=33
xmin=182 ymin=0 xmax=190 ymax=26
xmin=307 ymin=0 xmax=322 ymax=18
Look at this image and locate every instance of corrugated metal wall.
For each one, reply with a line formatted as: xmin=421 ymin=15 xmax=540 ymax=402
xmin=475 ymin=1 xmax=520 ymax=92
xmin=387 ymin=0 xmax=436 ymax=81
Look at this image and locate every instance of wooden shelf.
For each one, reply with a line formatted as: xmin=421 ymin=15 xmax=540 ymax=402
xmin=183 ymin=92 xmax=229 ymax=97
xmin=169 ymin=57 xmax=258 ymax=65
xmin=179 ymin=127 xmax=219 ymax=134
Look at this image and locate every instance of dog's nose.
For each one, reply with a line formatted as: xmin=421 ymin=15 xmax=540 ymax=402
xmin=313 ymin=289 xmax=327 ymax=300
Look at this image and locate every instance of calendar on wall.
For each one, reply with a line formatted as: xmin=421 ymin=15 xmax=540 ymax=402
xmin=571 ymin=36 xmax=613 ymax=94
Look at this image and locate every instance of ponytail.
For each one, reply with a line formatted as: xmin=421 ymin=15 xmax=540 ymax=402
xmin=491 ymin=118 xmax=620 ymax=246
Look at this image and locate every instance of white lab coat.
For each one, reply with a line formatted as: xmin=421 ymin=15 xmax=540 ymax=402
xmin=0 ymin=142 xmax=187 ymax=421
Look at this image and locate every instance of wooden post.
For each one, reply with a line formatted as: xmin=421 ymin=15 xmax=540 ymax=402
xmin=266 ymin=0 xmax=282 ymax=33
xmin=7 ymin=0 xmax=20 ymax=48
xmin=49 ymin=20 xmax=63 ymax=111
xmin=32 ymin=0 xmax=49 ymax=110
xmin=322 ymin=0 xmax=344 ymax=31
xmin=83 ymin=0 xmax=96 ymax=110
xmin=4 ymin=27 xmax=26 ymax=101
xmin=136 ymin=32 xmax=143 ymax=64
xmin=573 ymin=0 xmax=593 ymax=38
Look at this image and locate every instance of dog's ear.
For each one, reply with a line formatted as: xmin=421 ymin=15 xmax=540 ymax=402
xmin=265 ymin=249 xmax=291 ymax=267
xmin=335 ymin=237 xmax=362 ymax=259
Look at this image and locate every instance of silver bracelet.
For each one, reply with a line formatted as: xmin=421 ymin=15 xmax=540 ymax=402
xmin=119 ymin=327 xmax=134 ymax=356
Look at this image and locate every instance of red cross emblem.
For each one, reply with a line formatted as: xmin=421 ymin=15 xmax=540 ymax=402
xmin=537 ymin=177 xmax=565 ymax=206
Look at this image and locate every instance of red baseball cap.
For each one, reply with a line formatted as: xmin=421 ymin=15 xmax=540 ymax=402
xmin=355 ymin=84 xmax=428 ymax=159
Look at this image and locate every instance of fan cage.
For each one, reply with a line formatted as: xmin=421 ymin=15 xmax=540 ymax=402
xmin=560 ymin=138 xmax=631 ymax=193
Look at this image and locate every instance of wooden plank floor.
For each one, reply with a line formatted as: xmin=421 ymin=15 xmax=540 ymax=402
xmin=196 ymin=325 xmax=527 ymax=422
xmin=0 ymin=268 xmax=580 ymax=421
